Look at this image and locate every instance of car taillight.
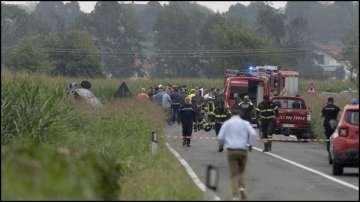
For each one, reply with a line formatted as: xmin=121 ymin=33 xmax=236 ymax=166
xmin=339 ymin=127 xmax=348 ymax=137
xmin=307 ymin=113 xmax=311 ymax=122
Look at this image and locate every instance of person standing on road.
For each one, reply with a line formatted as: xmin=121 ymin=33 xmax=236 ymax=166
xmin=192 ymin=89 xmax=205 ymax=132
xmin=180 ymin=97 xmax=196 ymax=147
xmin=214 ymin=98 xmax=231 ymax=152
xmin=256 ymin=95 xmax=278 ymax=152
xmin=162 ymin=88 xmax=172 ymax=124
xmin=170 ymin=86 xmax=182 ymax=124
xmin=238 ymin=95 xmax=254 ymax=123
xmin=321 ymin=97 xmax=340 ymax=153
xmin=217 ymin=107 xmax=257 ymax=200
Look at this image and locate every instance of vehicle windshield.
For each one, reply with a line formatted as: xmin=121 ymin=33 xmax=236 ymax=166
xmin=346 ymin=110 xmax=359 ymax=125
xmin=272 ymin=99 xmax=306 ymax=109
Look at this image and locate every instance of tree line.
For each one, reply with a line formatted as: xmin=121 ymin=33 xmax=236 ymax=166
xmin=1 ymin=1 xmax=358 ymax=79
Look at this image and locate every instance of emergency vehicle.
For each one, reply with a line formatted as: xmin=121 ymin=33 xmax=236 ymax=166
xmin=254 ymin=65 xmax=299 ymax=97
xmin=224 ymin=68 xmax=271 ymax=126
xmin=224 ymin=66 xmax=309 ymax=135
xmin=271 ymin=96 xmax=311 ymax=139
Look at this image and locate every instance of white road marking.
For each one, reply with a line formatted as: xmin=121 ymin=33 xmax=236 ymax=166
xmin=165 ymin=142 xmax=221 ymax=200
xmin=252 ymin=146 xmax=359 ymax=191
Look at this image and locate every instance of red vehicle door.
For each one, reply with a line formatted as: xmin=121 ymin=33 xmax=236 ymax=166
xmin=271 ymin=96 xmax=310 ymax=129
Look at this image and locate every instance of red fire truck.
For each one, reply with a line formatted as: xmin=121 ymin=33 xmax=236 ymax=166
xmin=224 ymin=68 xmax=271 ymax=126
xmin=269 ymin=70 xmax=299 ymax=97
xmin=224 ymin=68 xmax=270 ymax=109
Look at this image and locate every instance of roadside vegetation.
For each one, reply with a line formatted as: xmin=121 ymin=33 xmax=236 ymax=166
xmin=1 ymin=70 xmax=203 ymax=200
xmin=298 ymin=80 xmax=357 ymax=140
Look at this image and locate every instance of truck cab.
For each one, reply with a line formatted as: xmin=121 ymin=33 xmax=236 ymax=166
xmin=271 ymin=96 xmax=311 ymax=139
xmin=224 ymin=69 xmax=270 ymax=126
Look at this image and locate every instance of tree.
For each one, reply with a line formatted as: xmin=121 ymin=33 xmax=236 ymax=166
xmin=343 ymin=26 xmax=359 ymax=85
xmin=1 ymin=3 xmax=29 ymax=46
xmin=153 ymin=2 xmax=212 ymax=77
xmin=256 ymin=4 xmax=285 ymax=46
xmin=7 ymin=38 xmax=52 ymax=72
xmin=47 ymin=31 xmax=102 ymax=77
xmin=285 ymin=1 xmax=358 ymax=43
xmin=7 ymin=31 xmax=102 ymax=77
xmin=75 ymin=1 xmax=144 ymax=77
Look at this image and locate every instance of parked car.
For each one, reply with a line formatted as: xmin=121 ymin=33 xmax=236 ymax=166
xmin=271 ymin=96 xmax=311 ymax=139
xmin=329 ymin=103 xmax=359 ymax=175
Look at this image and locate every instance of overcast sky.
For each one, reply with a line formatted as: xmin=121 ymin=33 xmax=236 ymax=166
xmin=3 ymin=1 xmax=288 ymax=13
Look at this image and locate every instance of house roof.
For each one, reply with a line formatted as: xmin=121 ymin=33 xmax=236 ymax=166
xmin=313 ymin=42 xmax=344 ymax=60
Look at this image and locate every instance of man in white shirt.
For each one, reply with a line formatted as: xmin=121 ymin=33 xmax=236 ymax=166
xmin=217 ymin=107 xmax=258 ymax=200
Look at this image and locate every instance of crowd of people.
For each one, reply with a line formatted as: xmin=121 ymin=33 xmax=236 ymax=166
xmin=136 ymin=84 xmax=260 ymax=148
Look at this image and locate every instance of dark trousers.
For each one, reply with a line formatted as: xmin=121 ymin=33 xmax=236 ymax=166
xmin=182 ymin=122 xmax=193 ymax=145
xmin=171 ymin=104 xmax=180 ymax=123
xmin=324 ymin=124 xmax=335 ymax=152
xmin=215 ymin=122 xmax=222 ymax=136
xmin=182 ymin=122 xmax=193 ymax=137
xmin=260 ymin=120 xmax=275 ymax=151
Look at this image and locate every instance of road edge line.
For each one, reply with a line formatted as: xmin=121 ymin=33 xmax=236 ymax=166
xmin=252 ymin=146 xmax=359 ymax=191
xmin=165 ymin=142 xmax=221 ymax=200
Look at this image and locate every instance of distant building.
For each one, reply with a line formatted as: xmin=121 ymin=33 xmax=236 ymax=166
xmin=313 ymin=49 xmax=345 ymax=80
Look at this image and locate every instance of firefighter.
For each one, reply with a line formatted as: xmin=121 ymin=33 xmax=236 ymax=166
xmin=321 ymin=97 xmax=340 ymax=153
xmin=214 ymin=99 xmax=231 ymax=135
xmin=192 ymin=89 xmax=205 ymax=132
xmin=214 ymin=98 xmax=231 ymax=151
xmin=180 ymin=97 xmax=196 ymax=147
xmin=202 ymin=96 xmax=216 ymax=131
xmin=186 ymin=89 xmax=196 ymax=101
xmin=238 ymin=95 xmax=254 ymax=123
xmin=256 ymin=95 xmax=278 ymax=152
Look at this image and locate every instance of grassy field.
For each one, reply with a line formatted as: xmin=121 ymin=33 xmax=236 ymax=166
xmin=1 ymin=70 xmax=203 ymax=200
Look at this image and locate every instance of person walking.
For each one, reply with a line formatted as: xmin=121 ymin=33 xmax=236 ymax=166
xmin=153 ymin=85 xmax=165 ymax=106
xmin=217 ymin=107 xmax=257 ymax=200
xmin=162 ymin=88 xmax=172 ymax=124
xmin=180 ymin=97 xmax=196 ymax=147
xmin=321 ymin=97 xmax=340 ymax=153
xmin=256 ymin=95 xmax=278 ymax=152
xmin=170 ymin=87 xmax=182 ymax=124
xmin=192 ymin=89 xmax=205 ymax=131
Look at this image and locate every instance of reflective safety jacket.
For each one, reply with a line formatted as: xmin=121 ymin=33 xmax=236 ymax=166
xmin=256 ymin=101 xmax=278 ymax=121
xmin=186 ymin=93 xmax=196 ymax=102
xmin=203 ymin=99 xmax=216 ymax=115
xmin=214 ymin=108 xmax=231 ymax=124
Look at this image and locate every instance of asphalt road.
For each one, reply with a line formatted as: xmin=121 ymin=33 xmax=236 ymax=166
xmin=165 ymin=124 xmax=359 ymax=201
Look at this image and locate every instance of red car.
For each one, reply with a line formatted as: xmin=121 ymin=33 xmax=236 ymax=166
xmin=271 ymin=96 xmax=311 ymax=139
xmin=329 ymin=104 xmax=359 ymax=175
